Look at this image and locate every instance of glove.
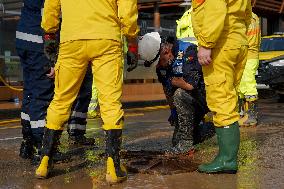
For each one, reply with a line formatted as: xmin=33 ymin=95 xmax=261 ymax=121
xmin=43 ymin=33 xmax=59 ymax=67
xmin=126 ymin=42 xmax=138 ymax=72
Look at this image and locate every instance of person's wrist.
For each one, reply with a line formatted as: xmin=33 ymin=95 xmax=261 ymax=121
xmin=44 ymin=33 xmax=56 ymax=41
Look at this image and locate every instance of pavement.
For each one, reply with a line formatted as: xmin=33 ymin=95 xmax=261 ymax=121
xmin=0 ymin=91 xmax=284 ymax=189
xmin=0 ymin=97 xmax=168 ymax=120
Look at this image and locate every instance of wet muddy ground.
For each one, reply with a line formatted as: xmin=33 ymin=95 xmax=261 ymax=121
xmin=0 ymin=95 xmax=283 ymax=189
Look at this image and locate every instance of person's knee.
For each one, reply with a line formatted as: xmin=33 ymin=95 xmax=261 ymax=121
xmin=173 ymin=88 xmax=186 ymax=104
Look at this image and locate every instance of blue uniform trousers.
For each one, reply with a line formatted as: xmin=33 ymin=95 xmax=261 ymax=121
xmin=17 ymin=48 xmax=54 ymax=144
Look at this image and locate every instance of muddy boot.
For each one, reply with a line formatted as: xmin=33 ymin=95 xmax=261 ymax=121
xmin=19 ymin=121 xmax=34 ymax=159
xmin=30 ymin=133 xmax=44 ymax=166
xmin=69 ymin=135 xmax=96 ymax=146
xmin=105 ymin=129 xmax=127 ymax=184
xmin=52 ymin=130 xmax=70 ymax=163
xmin=167 ymin=120 xmax=194 ymax=155
xmin=167 ymin=140 xmax=194 ymax=156
xmin=198 ymin=122 xmax=240 ymax=174
xmin=239 ymin=98 xmax=258 ymax=127
xmin=35 ymin=128 xmax=62 ymax=179
xmin=19 ymin=140 xmax=34 ymax=159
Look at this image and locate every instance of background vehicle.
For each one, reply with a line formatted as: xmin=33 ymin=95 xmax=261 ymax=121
xmin=256 ymin=33 xmax=284 ymax=101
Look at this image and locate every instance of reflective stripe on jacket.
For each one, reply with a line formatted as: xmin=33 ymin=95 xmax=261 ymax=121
xmin=176 ymin=8 xmax=197 ymax=45
xmin=247 ymin=13 xmax=261 ymax=59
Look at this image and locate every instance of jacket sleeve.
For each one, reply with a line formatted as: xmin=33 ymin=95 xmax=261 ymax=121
xmin=245 ymin=3 xmax=253 ymax=33
xmin=117 ymin=0 xmax=139 ymax=39
xmin=41 ymin=0 xmax=61 ymax=33
xmin=198 ymin=0 xmax=227 ymax=48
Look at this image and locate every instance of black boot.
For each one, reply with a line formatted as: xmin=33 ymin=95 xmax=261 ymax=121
xmin=31 ymin=134 xmax=44 ymax=166
xmin=69 ymin=135 xmax=96 ymax=146
xmin=105 ymin=129 xmax=127 ymax=183
xmin=68 ymin=128 xmax=95 ymax=146
xmin=35 ymin=128 xmax=62 ymax=179
xmin=19 ymin=120 xmax=34 ymax=159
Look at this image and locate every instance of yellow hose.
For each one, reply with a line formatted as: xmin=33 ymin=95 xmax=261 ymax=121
xmin=0 ymin=74 xmax=23 ymax=91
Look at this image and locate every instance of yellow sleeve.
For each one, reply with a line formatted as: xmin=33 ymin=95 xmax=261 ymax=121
xmin=117 ymin=0 xmax=139 ymax=39
xmin=41 ymin=0 xmax=61 ymax=33
xmin=245 ymin=2 xmax=253 ymax=32
xmin=198 ymin=0 xmax=227 ymax=48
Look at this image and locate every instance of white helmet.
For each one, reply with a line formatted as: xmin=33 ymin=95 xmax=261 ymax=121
xmin=138 ymin=32 xmax=161 ymax=67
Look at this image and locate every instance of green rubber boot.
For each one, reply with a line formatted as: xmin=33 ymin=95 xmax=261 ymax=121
xmin=198 ymin=122 xmax=240 ymax=174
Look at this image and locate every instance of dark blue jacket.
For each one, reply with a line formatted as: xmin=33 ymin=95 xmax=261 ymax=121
xmin=16 ymin=0 xmax=44 ymax=52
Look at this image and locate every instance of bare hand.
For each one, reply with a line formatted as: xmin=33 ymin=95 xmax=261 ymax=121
xmin=46 ymin=67 xmax=55 ymax=79
xmin=198 ymin=47 xmax=212 ymax=66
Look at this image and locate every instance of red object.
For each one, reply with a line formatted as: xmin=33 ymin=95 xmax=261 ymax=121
xmin=44 ymin=33 xmax=56 ymax=40
xmin=128 ymin=43 xmax=138 ymax=54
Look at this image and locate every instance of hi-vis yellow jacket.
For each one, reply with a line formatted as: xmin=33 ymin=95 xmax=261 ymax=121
xmin=247 ymin=13 xmax=261 ymax=59
xmin=41 ymin=0 xmax=139 ymax=43
xmin=191 ymin=0 xmax=252 ymax=49
xmin=176 ymin=8 xmax=197 ymax=45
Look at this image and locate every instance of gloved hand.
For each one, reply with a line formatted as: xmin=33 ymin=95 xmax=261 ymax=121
xmin=126 ymin=42 xmax=138 ymax=72
xmin=43 ymin=33 xmax=58 ymax=66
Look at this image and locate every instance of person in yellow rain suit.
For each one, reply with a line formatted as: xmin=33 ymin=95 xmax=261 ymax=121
xmin=87 ymin=84 xmax=100 ymax=119
xmin=176 ymin=7 xmax=198 ymax=45
xmin=35 ymin=0 xmax=139 ymax=183
xmin=192 ymin=0 xmax=252 ymax=174
xmin=238 ymin=12 xmax=261 ymax=127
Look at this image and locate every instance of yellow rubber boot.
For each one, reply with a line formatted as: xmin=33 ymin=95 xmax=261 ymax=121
xmin=34 ymin=128 xmax=62 ymax=179
xmin=35 ymin=156 xmax=50 ymax=179
xmin=106 ymin=157 xmax=127 ymax=183
xmin=105 ymin=129 xmax=127 ymax=184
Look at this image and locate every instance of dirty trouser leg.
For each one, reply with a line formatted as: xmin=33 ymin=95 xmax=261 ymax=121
xmin=88 ymin=39 xmax=126 ymax=183
xmin=172 ymin=88 xmax=195 ymax=153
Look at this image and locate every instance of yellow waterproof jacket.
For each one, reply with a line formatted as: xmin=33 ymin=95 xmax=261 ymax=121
xmin=247 ymin=13 xmax=261 ymax=59
xmin=176 ymin=8 xmax=197 ymax=45
xmin=42 ymin=0 xmax=139 ymax=43
xmin=191 ymin=0 xmax=252 ymax=49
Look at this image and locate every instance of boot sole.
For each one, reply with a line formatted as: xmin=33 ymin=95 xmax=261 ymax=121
xmin=198 ymin=169 xmax=237 ymax=174
xmin=35 ymin=174 xmax=48 ymax=179
xmin=106 ymin=175 xmax=127 ymax=184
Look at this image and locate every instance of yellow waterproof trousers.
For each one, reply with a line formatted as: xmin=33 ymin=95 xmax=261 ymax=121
xmin=238 ymin=59 xmax=259 ymax=98
xmin=203 ymin=46 xmax=248 ymax=127
xmin=46 ymin=39 xmax=124 ymax=131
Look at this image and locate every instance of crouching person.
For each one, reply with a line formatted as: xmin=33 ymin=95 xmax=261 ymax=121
xmin=139 ymin=33 xmax=208 ymax=155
